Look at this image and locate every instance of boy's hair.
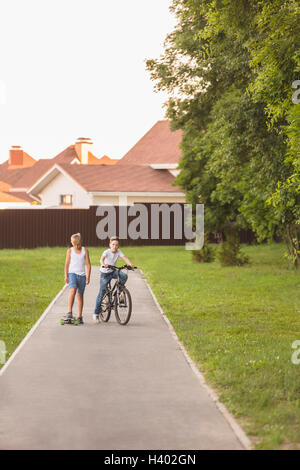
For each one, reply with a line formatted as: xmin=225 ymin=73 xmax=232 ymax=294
xmin=109 ymin=236 xmax=120 ymax=244
xmin=71 ymin=232 xmax=82 ymax=247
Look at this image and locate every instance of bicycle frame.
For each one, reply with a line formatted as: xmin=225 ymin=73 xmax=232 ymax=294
xmin=105 ymin=267 xmax=128 ymax=309
xmin=100 ymin=265 xmax=136 ymax=325
xmin=106 ymin=279 xmax=121 ymax=307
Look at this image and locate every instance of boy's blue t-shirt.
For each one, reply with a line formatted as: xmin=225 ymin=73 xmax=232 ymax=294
xmin=100 ymin=249 xmax=124 ymax=273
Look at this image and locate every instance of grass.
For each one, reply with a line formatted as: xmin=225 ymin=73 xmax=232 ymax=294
xmin=0 ymin=248 xmax=67 ymax=364
xmin=1 ymin=243 xmax=300 ymax=449
xmin=121 ymin=243 xmax=300 ymax=450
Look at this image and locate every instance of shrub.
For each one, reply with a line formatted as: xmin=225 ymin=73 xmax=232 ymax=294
xmin=217 ymin=224 xmax=250 ymax=266
xmin=191 ymin=235 xmax=216 ymax=263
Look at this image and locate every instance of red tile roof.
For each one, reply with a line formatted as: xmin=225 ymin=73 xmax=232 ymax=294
xmin=8 ymin=191 xmax=37 ymax=203
xmin=1 ymin=122 xmax=183 ymax=198
xmin=0 ymin=180 xmax=11 ymax=192
xmin=7 ymin=159 xmax=54 ymax=189
xmin=0 ymin=191 xmax=32 ymax=203
xmin=57 ymin=163 xmax=182 ymax=193
xmin=53 ymin=145 xmax=80 ymax=164
xmin=118 ymin=120 xmax=183 ymax=165
xmin=97 ymin=155 xmax=118 ymax=165
xmin=87 ymin=151 xmax=101 ymax=164
xmin=0 ymin=161 xmax=32 ymax=187
xmin=0 ymin=146 xmax=106 ymax=191
xmin=53 ymin=145 xmax=107 ymax=165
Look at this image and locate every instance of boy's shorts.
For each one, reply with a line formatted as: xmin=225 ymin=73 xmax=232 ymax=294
xmin=68 ymin=273 xmax=86 ymax=295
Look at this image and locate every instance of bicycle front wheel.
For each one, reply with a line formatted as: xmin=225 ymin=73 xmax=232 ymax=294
xmin=115 ymin=287 xmax=132 ymax=325
xmin=100 ymin=292 xmax=112 ymax=322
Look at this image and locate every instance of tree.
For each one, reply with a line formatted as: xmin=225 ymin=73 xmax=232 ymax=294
xmin=146 ymin=0 xmax=300 ymax=264
xmin=247 ymin=0 xmax=300 ymax=264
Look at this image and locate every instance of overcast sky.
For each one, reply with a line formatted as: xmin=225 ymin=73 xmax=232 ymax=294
xmin=0 ymin=0 xmax=176 ymax=163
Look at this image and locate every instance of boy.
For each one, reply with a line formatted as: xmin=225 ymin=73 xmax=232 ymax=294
xmin=65 ymin=233 xmax=91 ymax=324
xmin=93 ymin=236 xmax=134 ymax=323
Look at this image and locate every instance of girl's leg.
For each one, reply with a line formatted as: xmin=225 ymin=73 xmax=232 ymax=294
xmin=68 ymin=288 xmax=76 ymax=313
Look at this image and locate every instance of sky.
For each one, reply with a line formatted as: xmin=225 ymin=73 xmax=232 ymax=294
xmin=0 ymin=0 xmax=177 ymax=163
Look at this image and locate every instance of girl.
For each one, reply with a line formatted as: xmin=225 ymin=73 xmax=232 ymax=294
xmin=64 ymin=233 xmax=91 ymax=324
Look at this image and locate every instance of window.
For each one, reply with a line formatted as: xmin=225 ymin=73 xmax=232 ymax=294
xmin=60 ymin=194 xmax=73 ymax=205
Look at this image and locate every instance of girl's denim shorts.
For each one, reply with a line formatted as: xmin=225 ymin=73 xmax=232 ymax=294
xmin=68 ymin=273 xmax=86 ymax=295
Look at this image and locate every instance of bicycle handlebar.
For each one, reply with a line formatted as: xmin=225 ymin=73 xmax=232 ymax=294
xmin=101 ymin=265 xmax=137 ymax=271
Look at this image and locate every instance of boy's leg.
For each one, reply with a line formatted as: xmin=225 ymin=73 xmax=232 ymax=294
xmin=110 ymin=270 xmax=128 ymax=286
xmin=94 ymin=272 xmax=112 ymax=316
xmin=77 ymin=294 xmax=83 ymax=317
xmin=111 ymin=271 xmax=128 ymax=305
xmin=68 ymin=288 xmax=76 ymax=314
xmin=67 ymin=273 xmax=77 ymax=316
xmin=76 ymin=275 xmax=86 ymax=319
xmin=119 ymin=271 xmax=128 ymax=286
xmin=77 ymin=292 xmax=83 ymax=325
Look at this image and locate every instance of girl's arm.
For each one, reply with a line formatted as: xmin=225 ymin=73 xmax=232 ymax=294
xmin=85 ymin=248 xmax=91 ymax=285
xmin=64 ymin=249 xmax=71 ymax=283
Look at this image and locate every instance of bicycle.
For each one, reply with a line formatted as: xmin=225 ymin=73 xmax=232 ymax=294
xmin=100 ymin=265 xmax=137 ymax=325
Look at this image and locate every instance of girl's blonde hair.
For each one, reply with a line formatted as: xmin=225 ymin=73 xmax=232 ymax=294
xmin=71 ymin=233 xmax=82 ymax=248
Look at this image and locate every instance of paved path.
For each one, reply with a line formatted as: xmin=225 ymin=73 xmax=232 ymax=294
xmin=0 ymin=267 xmax=247 ymax=450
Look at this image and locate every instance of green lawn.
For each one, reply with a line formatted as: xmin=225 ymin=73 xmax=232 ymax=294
xmin=1 ymin=243 xmax=300 ymax=449
xmin=0 ymin=248 xmax=67 ymax=364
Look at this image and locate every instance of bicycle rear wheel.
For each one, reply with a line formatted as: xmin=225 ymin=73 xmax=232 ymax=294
xmin=100 ymin=292 xmax=112 ymax=322
xmin=114 ymin=287 xmax=132 ymax=325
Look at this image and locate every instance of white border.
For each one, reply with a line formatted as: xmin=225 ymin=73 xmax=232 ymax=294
xmin=0 ymin=284 xmax=67 ymax=377
xmin=140 ymin=269 xmax=252 ymax=451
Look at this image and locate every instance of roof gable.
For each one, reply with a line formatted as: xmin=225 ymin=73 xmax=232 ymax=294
xmin=27 ymin=163 xmax=88 ymax=196
xmin=53 ymin=145 xmax=80 ymax=164
xmin=27 ymin=163 xmax=183 ymax=196
xmin=118 ymin=121 xmax=183 ymax=166
xmin=57 ymin=163 xmax=183 ymax=193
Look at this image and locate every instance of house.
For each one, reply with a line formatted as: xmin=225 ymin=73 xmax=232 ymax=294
xmin=0 ymin=121 xmax=185 ymax=208
xmin=0 ymin=137 xmax=118 ymax=207
xmin=28 ymin=162 xmax=184 ymax=207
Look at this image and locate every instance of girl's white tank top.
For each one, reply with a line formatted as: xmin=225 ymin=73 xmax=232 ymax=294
xmin=68 ymin=246 xmax=86 ymax=276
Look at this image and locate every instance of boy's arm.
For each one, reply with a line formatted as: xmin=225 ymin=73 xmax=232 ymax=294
xmin=121 ymin=255 xmax=134 ymax=269
xmin=100 ymin=253 xmax=109 ymax=268
xmin=64 ymin=249 xmax=71 ymax=283
xmin=85 ymin=248 xmax=91 ymax=284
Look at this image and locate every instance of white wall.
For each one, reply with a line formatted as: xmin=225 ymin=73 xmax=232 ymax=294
xmin=92 ymin=194 xmax=186 ymax=206
xmin=39 ymin=172 xmax=92 ymax=208
xmin=38 ymin=173 xmax=186 ymax=208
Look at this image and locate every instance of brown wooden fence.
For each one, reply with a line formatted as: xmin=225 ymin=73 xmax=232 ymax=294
xmin=0 ymin=204 xmax=256 ymax=249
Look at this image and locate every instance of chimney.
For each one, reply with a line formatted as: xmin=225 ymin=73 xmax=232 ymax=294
xmin=9 ymin=146 xmax=24 ymax=166
xmin=75 ymin=137 xmax=93 ymax=164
